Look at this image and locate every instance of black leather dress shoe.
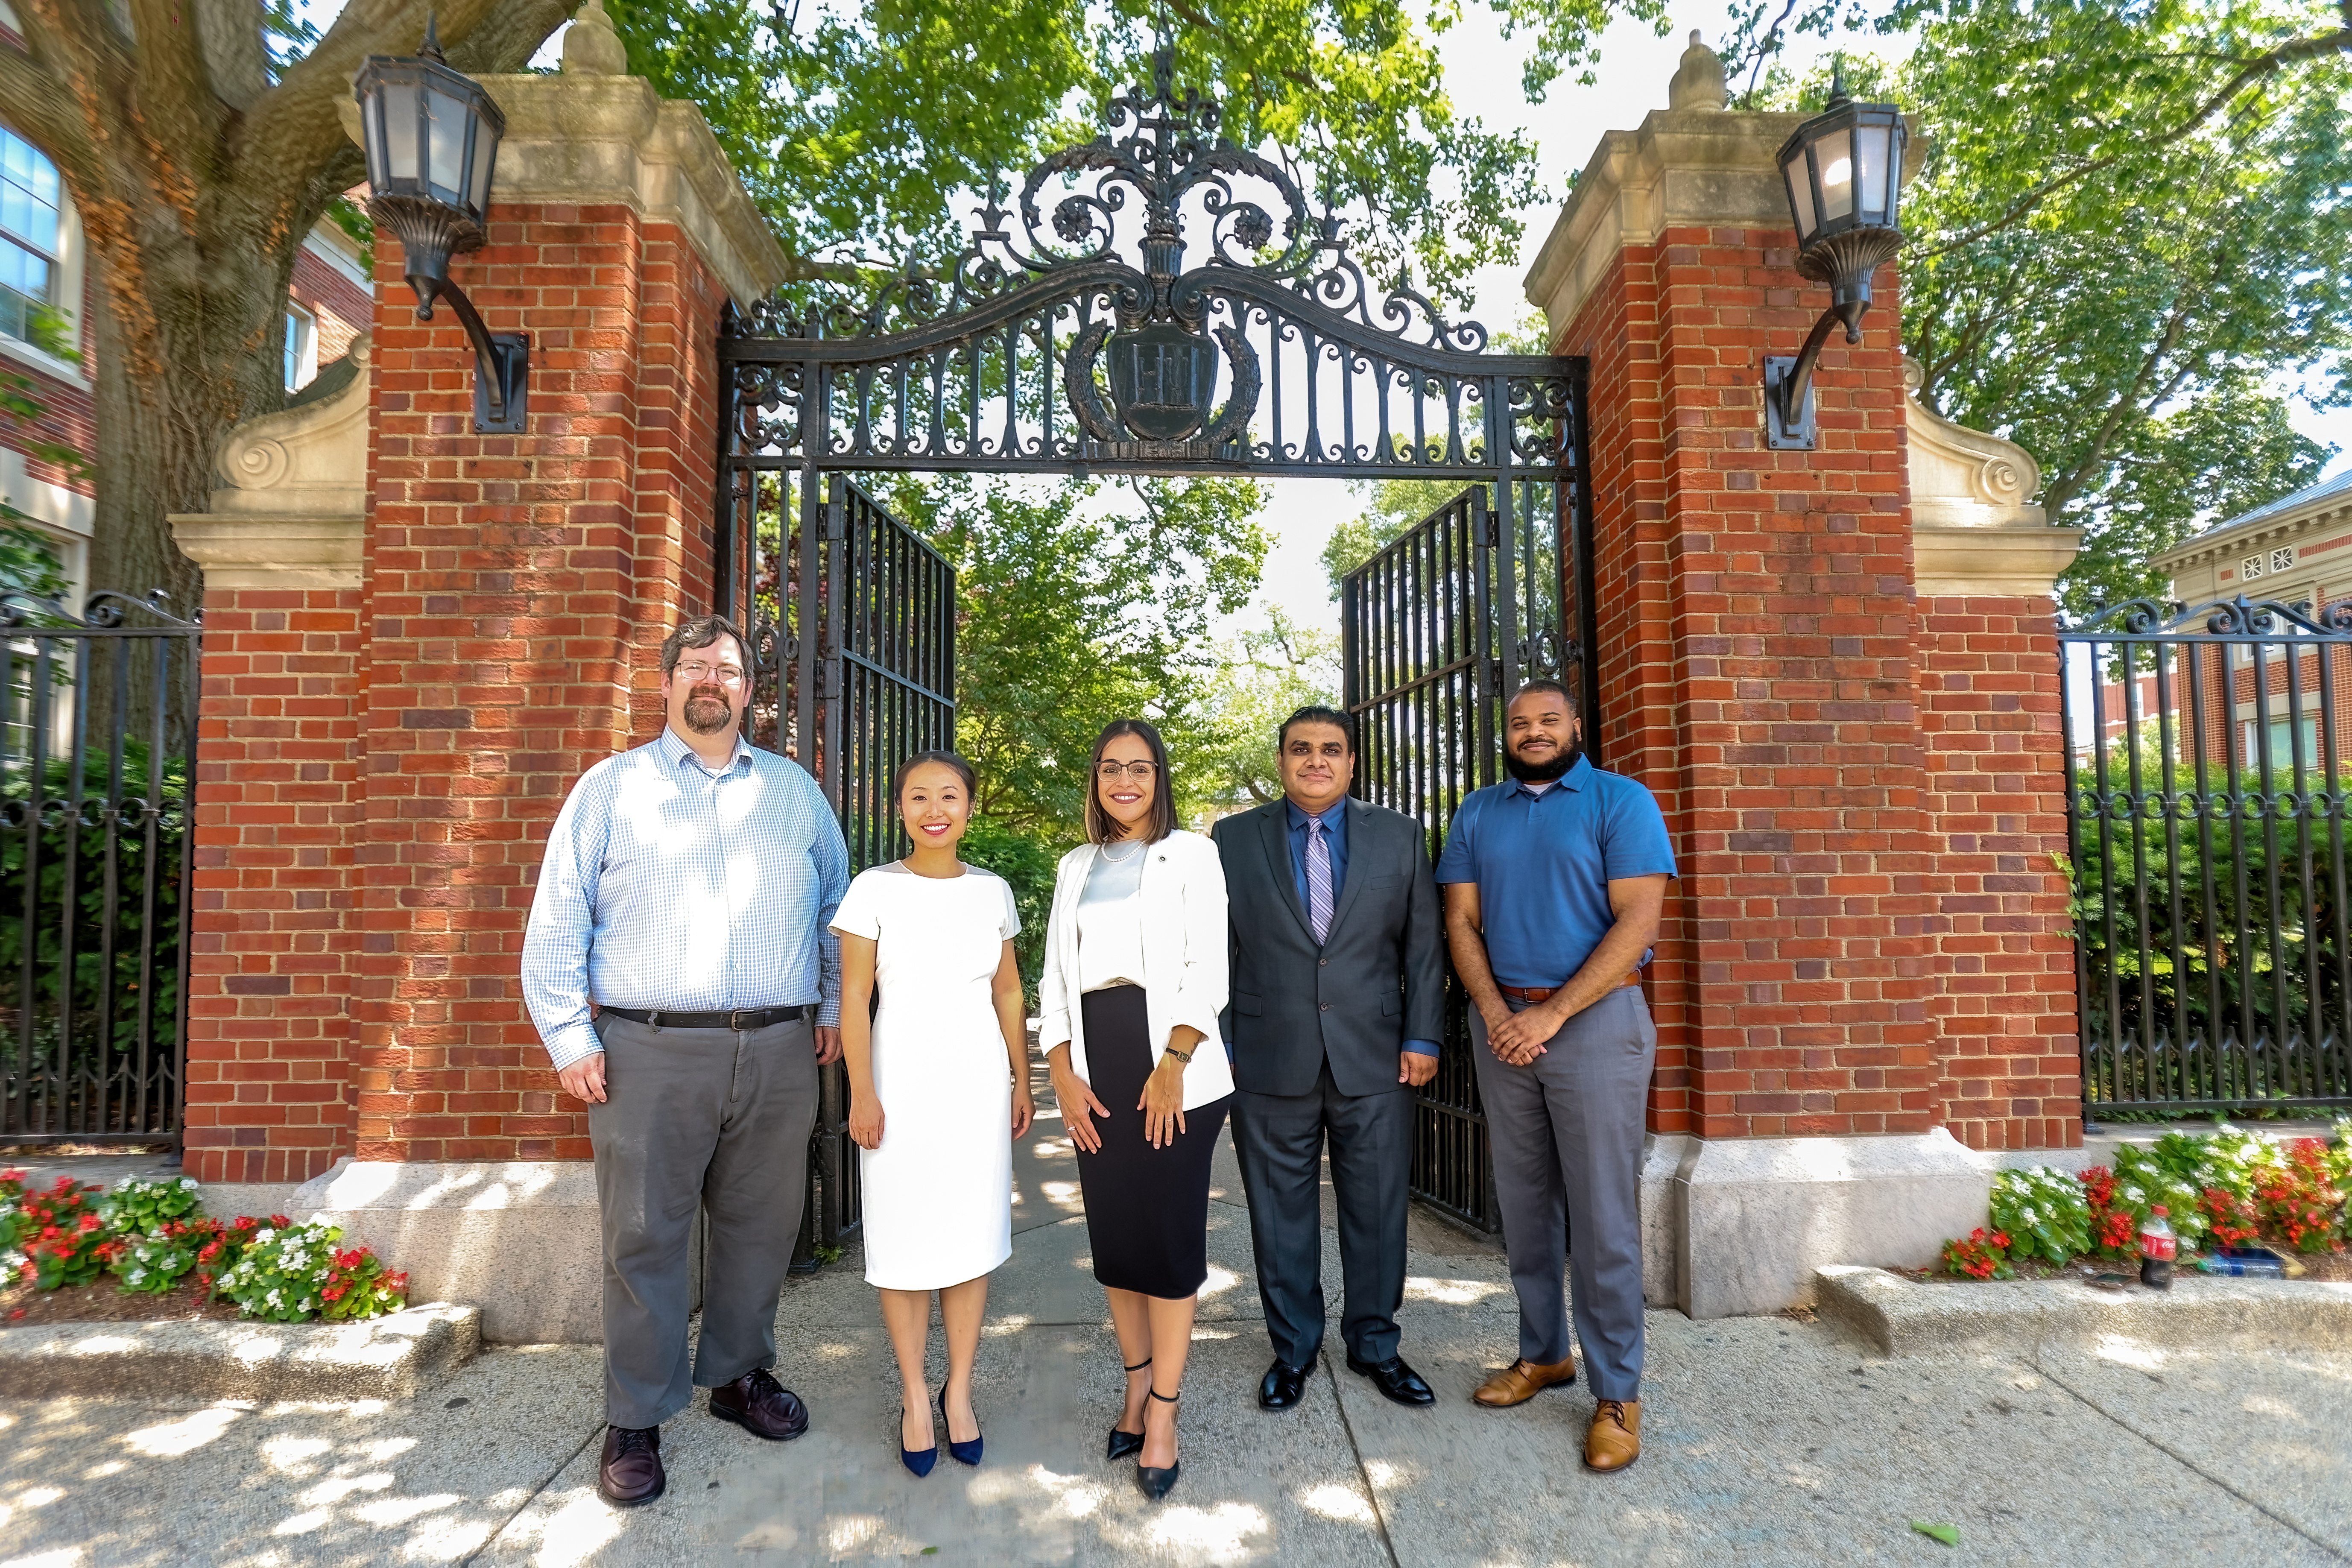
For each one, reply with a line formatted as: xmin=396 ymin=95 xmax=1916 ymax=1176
xmin=1346 ymin=1353 xmax=1436 ymax=1407
xmin=1258 ymin=1358 xmax=1311 ymax=1410
xmin=598 ymin=1424 xmax=665 ymax=1507
xmin=708 ymin=1367 xmax=810 ymax=1440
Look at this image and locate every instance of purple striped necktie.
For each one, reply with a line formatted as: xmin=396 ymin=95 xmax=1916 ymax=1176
xmin=1306 ymin=814 xmax=1333 ymax=945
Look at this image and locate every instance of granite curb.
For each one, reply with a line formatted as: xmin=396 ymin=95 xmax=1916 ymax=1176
xmin=1816 ymin=1263 xmax=2352 ymax=1357
xmin=0 ymin=1302 xmax=479 ymax=1403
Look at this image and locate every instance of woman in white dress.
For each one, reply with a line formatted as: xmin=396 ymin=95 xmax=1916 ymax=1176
xmin=831 ymin=750 xmax=1032 ymax=1476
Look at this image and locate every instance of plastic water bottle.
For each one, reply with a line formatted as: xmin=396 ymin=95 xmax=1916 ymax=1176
xmin=2139 ymin=1205 xmax=2177 ymax=1290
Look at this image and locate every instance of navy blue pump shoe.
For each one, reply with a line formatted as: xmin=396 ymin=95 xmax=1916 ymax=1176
xmin=900 ymin=1404 xmax=937 ymax=1477
xmin=940 ymin=1383 xmax=983 ymax=1466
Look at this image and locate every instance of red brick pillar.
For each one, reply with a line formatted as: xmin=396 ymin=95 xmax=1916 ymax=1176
xmin=174 ymin=24 xmax=787 ymax=1339
xmin=174 ymin=351 xmax=374 ymax=1191
xmin=1525 ymin=38 xmax=2080 ymax=1315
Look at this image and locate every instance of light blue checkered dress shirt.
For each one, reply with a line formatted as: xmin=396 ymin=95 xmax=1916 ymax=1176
xmin=521 ymin=726 xmax=851 ymax=1070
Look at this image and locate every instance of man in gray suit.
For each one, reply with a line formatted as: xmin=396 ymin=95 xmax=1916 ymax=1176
xmin=1213 ymin=705 xmax=1446 ymax=1411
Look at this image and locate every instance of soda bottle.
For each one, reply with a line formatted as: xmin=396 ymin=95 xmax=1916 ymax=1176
xmin=2139 ymin=1204 xmax=2177 ymax=1290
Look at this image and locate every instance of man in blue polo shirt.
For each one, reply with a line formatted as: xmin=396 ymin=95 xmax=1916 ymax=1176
xmin=1436 ymin=679 xmax=1674 ymax=1473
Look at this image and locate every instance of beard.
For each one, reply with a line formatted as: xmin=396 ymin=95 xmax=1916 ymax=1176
xmin=1504 ymin=739 xmax=1580 ymax=783
xmin=681 ymin=685 xmax=736 ymax=736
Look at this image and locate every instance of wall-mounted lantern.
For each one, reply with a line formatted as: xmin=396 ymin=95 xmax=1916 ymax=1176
xmin=353 ymin=19 xmax=527 ymax=434
xmin=1765 ymin=67 xmax=1907 ymax=451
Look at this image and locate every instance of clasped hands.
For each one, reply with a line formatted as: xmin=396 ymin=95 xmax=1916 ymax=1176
xmin=1481 ymin=996 xmax=1568 ymax=1068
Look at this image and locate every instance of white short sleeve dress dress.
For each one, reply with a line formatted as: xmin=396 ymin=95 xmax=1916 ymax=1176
xmin=828 ymin=862 xmax=1023 ymax=1291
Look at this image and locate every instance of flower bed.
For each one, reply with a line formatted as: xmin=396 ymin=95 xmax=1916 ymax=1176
xmin=0 ymin=1171 xmax=409 ymax=1325
xmin=1936 ymin=1121 xmax=2352 ymax=1282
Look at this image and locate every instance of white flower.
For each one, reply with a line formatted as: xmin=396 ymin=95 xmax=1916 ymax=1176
xmin=2019 ymin=1207 xmax=2040 ymax=1225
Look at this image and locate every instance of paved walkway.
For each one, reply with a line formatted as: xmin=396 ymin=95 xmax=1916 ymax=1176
xmin=4 ymin=1073 xmax=2351 ymax=1565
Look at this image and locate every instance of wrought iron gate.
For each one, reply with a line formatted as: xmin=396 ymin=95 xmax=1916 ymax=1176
xmin=1 ymin=591 xmax=200 ymax=1147
xmin=715 ymin=45 xmax=1593 ymax=1250
xmin=749 ymin=473 xmax=957 ymax=1259
xmin=2062 ymin=594 xmax=2352 ymax=1113
xmin=1340 ymin=469 xmax=1592 ymax=1231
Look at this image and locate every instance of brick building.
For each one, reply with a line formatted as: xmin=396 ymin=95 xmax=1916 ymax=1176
xmin=0 ymin=0 xmax=372 ymax=601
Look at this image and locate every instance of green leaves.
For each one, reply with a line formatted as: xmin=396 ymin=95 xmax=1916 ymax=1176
xmin=609 ymin=0 xmax=1637 ymax=304
xmin=1910 ymin=1521 xmax=1960 ymax=1547
xmin=1989 ymin=1166 xmax=2094 ymax=1265
xmin=1748 ymin=4 xmax=2349 ymax=614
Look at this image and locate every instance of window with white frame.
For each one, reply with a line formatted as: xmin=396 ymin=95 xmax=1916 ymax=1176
xmin=2244 ymin=714 xmax=2320 ymax=772
xmin=0 ymin=125 xmax=60 ymax=344
xmin=284 ymin=302 xmax=317 ymax=391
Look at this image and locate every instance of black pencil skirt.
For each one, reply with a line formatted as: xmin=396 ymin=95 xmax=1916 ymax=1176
xmin=1071 ymin=984 xmax=1231 ymax=1299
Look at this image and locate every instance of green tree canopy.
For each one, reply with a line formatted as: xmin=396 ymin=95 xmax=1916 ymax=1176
xmin=1735 ymin=1 xmax=2349 ymax=613
xmin=878 ymin=472 xmax=1268 ymax=837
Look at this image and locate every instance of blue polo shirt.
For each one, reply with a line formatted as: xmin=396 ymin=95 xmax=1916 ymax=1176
xmin=1433 ymin=756 xmax=1676 ymax=989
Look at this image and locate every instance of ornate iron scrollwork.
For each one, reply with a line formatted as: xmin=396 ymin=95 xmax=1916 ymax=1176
xmin=718 ymin=44 xmax=1576 ymax=477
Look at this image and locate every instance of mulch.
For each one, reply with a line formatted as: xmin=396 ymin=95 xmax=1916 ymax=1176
xmin=0 ymin=1277 xmax=245 ymax=1328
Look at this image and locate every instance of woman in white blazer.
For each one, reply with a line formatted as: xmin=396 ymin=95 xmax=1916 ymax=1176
xmin=1039 ymin=717 xmax=1232 ymax=1503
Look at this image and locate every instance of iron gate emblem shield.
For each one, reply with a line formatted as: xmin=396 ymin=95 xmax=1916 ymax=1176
xmin=1106 ymin=322 xmax=1220 ymax=441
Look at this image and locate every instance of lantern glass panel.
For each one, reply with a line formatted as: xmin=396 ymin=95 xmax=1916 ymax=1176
xmin=426 ymin=88 xmax=469 ymax=195
xmin=1855 ymin=123 xmax=1892 ymax=224
xmin=468 ymin=126 xmax=497 ymax=218
xmin=1818 ymin=127 xmax=1855 ymax=222
xmin=380 ymin=78 xmax=420 ymax=183
xmin=1784 ymin=149 xmax=1818 ymax=242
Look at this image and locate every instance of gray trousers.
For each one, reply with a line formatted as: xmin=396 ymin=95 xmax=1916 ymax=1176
xmin=1231 ymin=1065 xmax=1412 ymax=1368
xmin=1468 ymin=988 xmax=1655 ymax=1401
xmin=588 ymin=1012 xmax=819 ymax=1429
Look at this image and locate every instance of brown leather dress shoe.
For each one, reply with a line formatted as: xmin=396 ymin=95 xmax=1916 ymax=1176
xmin=709 ymin=1366 xmax=810 ymax=1441
xmin=598 ymin=1424 xmax=664 ymax=1507
xmin=1585 ymin=1398 xmax=1641 ymax=1471
xmin=1471 ymin=1356 xmax=1577 ymax=1407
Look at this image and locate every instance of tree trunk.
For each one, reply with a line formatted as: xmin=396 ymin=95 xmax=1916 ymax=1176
xmin=85 ymin=237 xmax=295 ymax=613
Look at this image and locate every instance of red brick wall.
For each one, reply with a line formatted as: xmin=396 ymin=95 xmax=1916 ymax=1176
xmin=186 ymin=197 xmax=728 ymax=1176
xmin=290 ymin=243 xmax=373 ymax=368
xmin=1918 ymin=594 xmax=2080 ymax=1149
xmin=183 ymin=589 xmax=365 ymax=1183
xmin=1560 ymin=224 xmax=1937 ymax=1141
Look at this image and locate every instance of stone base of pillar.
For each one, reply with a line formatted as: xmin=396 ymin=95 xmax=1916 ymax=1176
xmin=1641 ymin=1134 xmax=1696 ymax=1308
xmin=1670 ymin=1132 xmax=1995 ymax=1319
xmin=287 ymin=1159 xmax=672 ymax=1345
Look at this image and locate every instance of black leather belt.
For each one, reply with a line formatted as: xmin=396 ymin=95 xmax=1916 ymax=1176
xmin=601 ymin=1004 xmax=814 ymax=1031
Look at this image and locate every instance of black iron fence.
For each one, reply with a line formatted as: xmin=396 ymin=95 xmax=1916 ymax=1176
xmin=1342 ymin=473 xmax=1588 ymax=1231
xmin=750 ymin=475 xmax=956 ymax=1261
xmin=0 ymin=591 xmax=199 ymax=1147
xmin=2062 ymin=595 xmax=2352 ymax=1114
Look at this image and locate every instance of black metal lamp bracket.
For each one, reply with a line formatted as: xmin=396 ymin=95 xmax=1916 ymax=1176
xmin=421 ymin=277 xmax=529 ymax=435
xmin=1765 ymin=301 xmax=1862 ymax=452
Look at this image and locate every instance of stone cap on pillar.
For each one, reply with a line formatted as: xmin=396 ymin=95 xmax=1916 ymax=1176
xmin=1905 ymin=359 xmax=2082 ymax=597
xmin=1522 ymin=34 xmax=1926 ymax=337
xmin=169 ymin=333 xmax=370 ymax=590
xmin=336 ymin=10 xmax=791 ymax=307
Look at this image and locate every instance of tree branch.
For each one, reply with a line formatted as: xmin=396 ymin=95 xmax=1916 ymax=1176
xmin=0 ymin=29 xmax=94 ymax=190
xmin=194 ymin=0 xmax=270 ymax=110
xmin=1919 ymin=22 xmax=2352 ymax=260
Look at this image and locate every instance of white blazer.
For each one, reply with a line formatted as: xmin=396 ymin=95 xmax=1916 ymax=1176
xmin=1037 ymin=829 xmax=1234 ymax=1112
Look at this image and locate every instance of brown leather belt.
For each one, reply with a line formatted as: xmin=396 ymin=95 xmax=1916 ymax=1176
xmin=1498 ymin=973 xmax=1642 ymax=1004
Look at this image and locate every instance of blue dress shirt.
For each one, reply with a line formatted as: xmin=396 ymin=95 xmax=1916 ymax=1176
xmin=522 ymin=727 xmax=851 ymax=1069
xmin=1433 ymin=755 xmax=1677 ymax=989
xmin=1285 ymin=798 xmax=1439 ymax=1058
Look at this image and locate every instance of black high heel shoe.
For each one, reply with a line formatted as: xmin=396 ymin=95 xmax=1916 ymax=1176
xmin=1106 ymin=1357 xmax=1150 ymax=1461
xmin=939 ymin=1382 xmax=983 ymax=1466
xmin=1135 ymin=1385 xmax=1182 ymax=1501
xmin=900 ymin=1401 xmax=937 ymax=1478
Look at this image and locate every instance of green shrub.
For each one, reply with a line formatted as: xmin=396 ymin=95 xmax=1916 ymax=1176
xmin=99 ymin=1175 xmax=202 ymax=1236
xmin=1989 ymin=1166 xmax=2093 ymax=1265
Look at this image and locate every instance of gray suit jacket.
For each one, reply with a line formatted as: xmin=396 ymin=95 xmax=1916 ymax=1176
xmin=1211 ymin=797 xmax=1446 ymax=1099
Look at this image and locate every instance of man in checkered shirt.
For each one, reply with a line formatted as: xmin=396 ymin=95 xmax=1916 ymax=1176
xmin=523 ymin=614 xmax=849 ymax=1507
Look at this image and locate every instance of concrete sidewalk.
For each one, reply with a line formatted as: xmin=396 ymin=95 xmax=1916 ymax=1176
xmin=4 ymin=1076 xmax=2350 ymax=1565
